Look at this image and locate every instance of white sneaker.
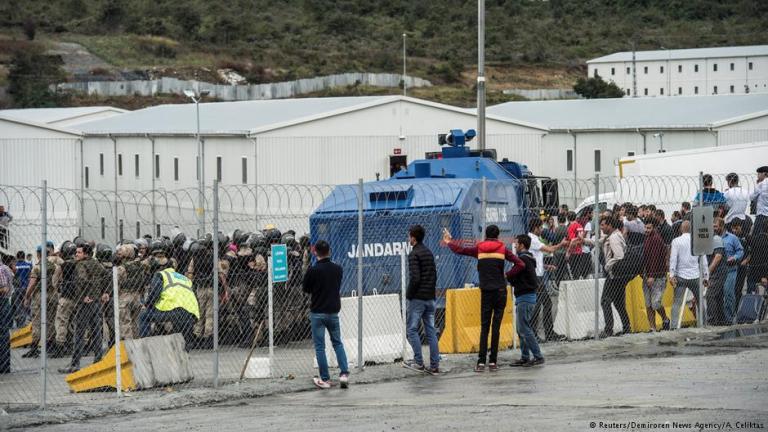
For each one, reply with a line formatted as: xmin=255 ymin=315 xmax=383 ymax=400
xmin=313 ymin=377 xmax=331 ymax=389
xmin=339 ymin=373 xmax=349 ymax=389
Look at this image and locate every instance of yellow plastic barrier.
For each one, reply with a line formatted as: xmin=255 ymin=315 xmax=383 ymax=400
xmin=625 ymin=276 xmax=697 ymax=332
xmin=439 ymin=287 xmax=517 ymax=354
xmin=10 ymin=324 xmax=32 ymax=349
xmin=65 ymin=342 xmax=136 ymax=392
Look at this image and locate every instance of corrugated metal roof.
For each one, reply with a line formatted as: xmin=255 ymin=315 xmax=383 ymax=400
xmin=77 ymin=96 xmax=398 ymax=135
xmin=487 ymin=94 xmax=768 ymax=131
xmin=587 ymin=45 xmax=768 ymax=63
xmin=0 ymin=106 xmax=126 ymax=125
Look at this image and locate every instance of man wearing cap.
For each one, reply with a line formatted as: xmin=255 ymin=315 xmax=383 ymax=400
xmin=751 ymin=166 xmax=768 ymax=237
xmin=21 ymin=242 xmax=61 ymax=359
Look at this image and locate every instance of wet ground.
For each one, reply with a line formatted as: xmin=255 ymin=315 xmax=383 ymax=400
xmin=16 ymin=325 xmax=768 ymax=432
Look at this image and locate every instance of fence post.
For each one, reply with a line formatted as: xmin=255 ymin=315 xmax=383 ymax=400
xmin=79 ymin=139 xmax=85 ymax=237
xmin=212 ymin=180 xmax=220 ymax=388
xmin=40 ymin=180 xmax=48 ymax=410
xmin=112 ymin=266 xmax=122 ymax=396
xmin=400 ymin=249 xmax=407 ymax=361
xmin=357 ymin=178 xmax=364 ymax=372
xmin=480 ymin=177 xmax=487 ymax=239
xmin=268 ymin=255 xmax=274 ymax=376
xmin=592 ymin=174 xmax=600 ymax=340
xmin=697 ymin=171 xmax=706 ymax=328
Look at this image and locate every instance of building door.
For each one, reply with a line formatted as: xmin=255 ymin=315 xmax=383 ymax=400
xmin=389 ymin=155 xmax=407 ymax=177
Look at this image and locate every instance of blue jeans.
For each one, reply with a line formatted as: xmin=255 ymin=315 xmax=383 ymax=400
xmin=406 ymin=299 xmax=439 ymax=369
xmin=516 ymin=301 xmax=543 ymax=361
xmin=310 ymin=312 xmax=349 ymax=381
xmin=723 ymin=270 xmax=738 ymax=324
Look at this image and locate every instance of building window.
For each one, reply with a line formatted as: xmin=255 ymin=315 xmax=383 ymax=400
xmin=628 ymin=151 xmax=635 ymax=157
xmin=694 ymin=86 xmax=699 ymax=94
xmin=730 ymin=85 xmax=734 ymax=93
xmin=678 ymin=87 xmax=682 ymax=95
xmin=626 ymin=88 xmax=630 ymax=95
xmin=85 ymin=167 xmax=89 ymax=188
xmin=134 ymin=154 xmax=140 ymax=177
xmin=156 ymin=224 xmax=161 ymax=237
xmin=694 ymin=64 xmax=699 ymax=72
xmin=101 ymin=217 xmax=105 ymax=240
xmin=643 ymin=66 xmax=648 ymax=74
xmin=241 ymin=157 xmax=248 ymax=184
xmin=594 ymin=150 xmax=601 ymax=172
xmin=566 ymin=149 xmax=573 ymax=172
xmin=136 ymin=221 xmax=141 ymax=239
xmin=196 ymin=156 xmax=200 ymax=180
xmin=730 ymin=63 xmax=734 ymax=71
xmin=118 ymin=154 xmax=123 ymax=176
xmin=154 ymin=154 xmax=160 ymax=179
xmin=644 ymin=88 xmax=648 ymax=96
xmin=660 ymin=66 xmax=664 ymax=73
xmin=626 ymin=67 xmax=630 ymax=74
xmin=611 ymin=67 xmax=615 ymax=76
xmin=593 ymin=69 xmax=598 ymax=77
xmin=713 ymin=86 xmax=718 ymax=94
xmin=216 ymin=156 xmax=222 ymax=182
xmin=713 ymin=63 xmax=718 ymax=72
xmin=749 ymin=62 xmax=753 ymax=70
xmin=678 ymin=65 xmax=682 ymax=73
xmin=119 ymin=219 xmax=124 ymax=241
xmin=174 ymin=157 xmax=179 ymax=181
xmin=660 ymin=88 xmax=664 ymax=95
xmin=99 ymin=153 xmax=104 ymax=175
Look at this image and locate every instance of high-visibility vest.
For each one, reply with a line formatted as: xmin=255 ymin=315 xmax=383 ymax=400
xmin=156 ymin=268 xmax=200 ymax=319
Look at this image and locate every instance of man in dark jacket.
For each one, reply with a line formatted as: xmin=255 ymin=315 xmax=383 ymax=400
xmin=444 ymin=224 xmax=525 ymax=372
xmin=507 ymin=234 xmax=544 ymax=367
xmin=403 ymin=225 xmax=439 ymax=374
xmin=302 ymin=240 xmax=349 ymax=390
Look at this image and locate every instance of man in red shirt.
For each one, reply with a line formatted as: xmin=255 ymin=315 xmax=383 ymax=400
xmin=643 ymin=219 xmax=670 ymax=331
xmin=566 ymin=212 xmax=589 ymax=279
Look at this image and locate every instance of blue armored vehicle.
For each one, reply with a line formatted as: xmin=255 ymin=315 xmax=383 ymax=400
xmin=309 ymin=129 xmax=557 ymax=298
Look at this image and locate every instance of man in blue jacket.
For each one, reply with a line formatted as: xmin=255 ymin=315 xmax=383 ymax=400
xmin=715 ymin=218 xmax=744 ymax=323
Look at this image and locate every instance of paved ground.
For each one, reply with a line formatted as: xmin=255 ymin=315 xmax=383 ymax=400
xmin=17 ymin=326 xmax=768 ymax=432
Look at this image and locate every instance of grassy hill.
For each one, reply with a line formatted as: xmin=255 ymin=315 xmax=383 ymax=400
xmin=0 ymin=0 xmax=766 ymax=107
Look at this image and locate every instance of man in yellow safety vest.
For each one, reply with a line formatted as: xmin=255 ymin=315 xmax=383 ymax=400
xmin=138 ymin=264 xmax=200 ymax=351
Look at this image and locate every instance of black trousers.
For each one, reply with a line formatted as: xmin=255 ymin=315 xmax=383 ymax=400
xmin=479 ymin=288 xmax=507 ymax=364
xmin=533 ymin=277 xmax=555 ymax=339
xmin=601 ymin=276 xmax=631 ymax=334
xmin=71 ymin=302 xmax=103 ymax=368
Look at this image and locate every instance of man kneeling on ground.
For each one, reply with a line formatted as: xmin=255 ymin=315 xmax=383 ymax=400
xmin=138 ymin=262 xmax=199 ymax=351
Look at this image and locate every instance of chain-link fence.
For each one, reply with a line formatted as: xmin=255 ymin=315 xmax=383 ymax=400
xmin=1 ymin=172 xmax=767 ymax=409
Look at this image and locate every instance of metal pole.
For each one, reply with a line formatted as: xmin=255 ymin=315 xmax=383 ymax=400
xmin=477 ymin=0 xmax=486 ymax=151
xmin=79 ymin=139 xmax=84 ymax=237
xmin=402 ymin=33 xmax=407 ymax=97
xmin=593 ymin=174 xmax=600 ymax=340
xmin=197 ymin=100 xmax=205 ymax=237
xmin=252 ymin=137 xmax=259 ymax=228
xmin=149 ymin=135 xmax=156 ymax=234
xmin=112 ymin=266 xmax=122 ymax=396
xmin=400 ymin=249 xmax=407 ymax=361
xmin=212 ymin=179 xmax=220 ymax=388
xmin=356 ymin=178 xmax=364 ymax=372
xmin=112 ymin=136 xmax=118 ymax=243
xmin=697 ymin=171 xmax=705 ymax=328
xmin=268 ymin=255 xmax=274 ymax=375
xmin=572 ymin=133 xmax=578 ymax=209
xmin=481 ymin=177 xmax=488 ymax=239
xmin=40 ymin=180 xmax=48 ymax=410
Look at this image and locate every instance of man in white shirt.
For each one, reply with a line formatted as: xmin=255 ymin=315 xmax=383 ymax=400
xmin=724 ymin=173 xmax=751 ymax=233
xmin=528 ymin=219 xmax=568 ymax=342
xmin=751 ymin=166 xmax=768 ymax=237
xmin=669 ymin=220 xmax=710 ymax=329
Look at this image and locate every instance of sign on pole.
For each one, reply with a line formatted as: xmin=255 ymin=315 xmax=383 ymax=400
xmin=691 ymin=207 xmax=714 ymax=256
xmin=271 ymin=244 xmax=288 ymax=283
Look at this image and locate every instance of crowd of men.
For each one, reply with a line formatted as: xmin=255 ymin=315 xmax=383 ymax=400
xmin=0 ymin=227 xmax=312 ymax=374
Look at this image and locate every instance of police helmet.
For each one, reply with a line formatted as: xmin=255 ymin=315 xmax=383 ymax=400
xmin=95 ymin=243 xmax=114 ymax=262
xmin=172 ymin=232 xmax=187 ymax=250
xmin=73 ymin=237 xmax=88 ymax=248
xmin=233 ymin=230 xmax=250 ymax=246
xmin=149 ymin=239 xmax=166 ymax=256
xmin=60 ymin=241 xmax=77 ymax=259
xmin=134 ymin=238 xmax=149 ymax=250
xmin=264 ymin=228 xmax=282 ymax=245
xmin=281 ymin=232 xmax=297 ymax=248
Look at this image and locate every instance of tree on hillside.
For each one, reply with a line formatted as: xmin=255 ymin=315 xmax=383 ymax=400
xmin=7 ymin=47 xmax=68 ymax=108
xmin=573 ymin=75 xmax=625 ymax=99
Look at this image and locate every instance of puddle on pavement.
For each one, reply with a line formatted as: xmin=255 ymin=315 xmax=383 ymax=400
xmin=717 ymin=325 xmax=768 ymax=340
